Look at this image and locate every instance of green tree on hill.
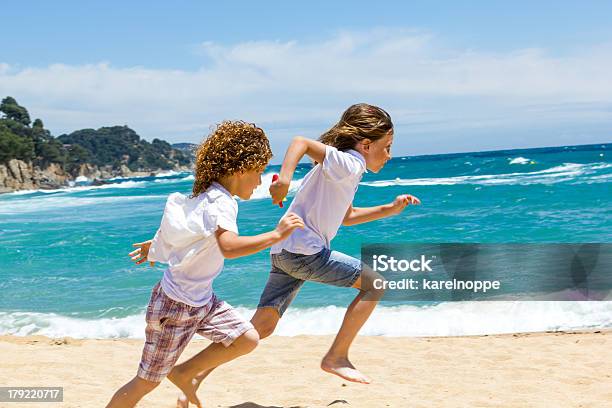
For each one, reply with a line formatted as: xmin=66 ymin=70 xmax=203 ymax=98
xmin=0 ymin=123 xmax=34 ymax=162
xmin=1 ymin=96 xmax=31 ymax=126
xmin=0 ymin=97 xmax=35 ymax=162
xmin=0 ymin=96 xmax=192 ymax=175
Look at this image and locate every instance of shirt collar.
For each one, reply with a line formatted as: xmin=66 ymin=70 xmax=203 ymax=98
xmin=346 ymin=149 xmax=368 ymax=173
xmin=211 ymin=181 xmax=235 ymax=199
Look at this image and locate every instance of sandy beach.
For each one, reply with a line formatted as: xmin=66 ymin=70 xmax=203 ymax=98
xmin=1 ymin=331 xmax=610 ymax=407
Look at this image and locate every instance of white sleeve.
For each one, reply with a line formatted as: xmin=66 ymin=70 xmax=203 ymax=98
xmin=322 ymin=145 xmax=362 ymax=182
xmin=148 ymin=193 xmax=186 ymax=264
xmin=210 ymin=196 xmax=239 ymax=234
xmin=148 ymin=228 xmax=170 ymax=264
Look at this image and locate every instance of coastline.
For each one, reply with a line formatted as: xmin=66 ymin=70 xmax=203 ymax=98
xmin=2 ymin=141 xmax=607 ymax=195
xmin=1 ymin=330 xmax=610 ymax=407
xmin=0 ymin=161 xmax=192 ymax=195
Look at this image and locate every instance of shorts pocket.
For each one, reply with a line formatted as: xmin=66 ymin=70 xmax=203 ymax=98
xmin=146 ymin=289 xmax=185 ymax=331
xmin=272 ymin=251 xmax=302 ymax=275
xmin=295 ymin=249 xmax=330 ymax=279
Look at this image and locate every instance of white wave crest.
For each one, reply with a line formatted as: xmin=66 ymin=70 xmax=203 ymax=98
xmin=249 ymin=172 xmax=303 ymax=200
xmin=7 ymin=188 xmax=63 ymax=196
xmin=509 ymin=157 xmax=531 ymax=165
xmin=0 ymin=194 xmax=165 ymax=215
xmin=155 ymin=170 xmax=182 ymax=178
xmin=153 ymin=174 xmax=195 ymax=184
xmin=361 ymin=162 xmax=609 ymax=187
xmin=107 ymin=175 xmax=131 ymax=181
xmin=1 ymin=302 xmax=610 ymax=339
xmin=0 ymin=311 xmax=145 ymax=338
xmin=5 ymin=180 xmax=148 ymax=197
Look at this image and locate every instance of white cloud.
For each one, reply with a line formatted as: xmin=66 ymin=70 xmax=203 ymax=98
xmin=1 ymin=28 xmax=611 ymax=155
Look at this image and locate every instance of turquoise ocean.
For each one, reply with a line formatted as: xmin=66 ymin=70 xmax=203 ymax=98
xmin=0 ymin=143 xmax=611 ymax=338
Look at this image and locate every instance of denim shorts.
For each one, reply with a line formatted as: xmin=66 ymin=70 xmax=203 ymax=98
xmin=257 ymin=248 xmax=362 ymax=316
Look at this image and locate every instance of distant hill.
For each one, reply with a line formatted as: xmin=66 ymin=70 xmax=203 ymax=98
xmin=171 ymin=142 xmax=198 ymax=157
xmin=172 ymin=142 xmax=198 ymax=151
xmin=0 ymin=96 xmax=193 ymax=192
xmin=58 ymin=126 xmax=191 ymax=172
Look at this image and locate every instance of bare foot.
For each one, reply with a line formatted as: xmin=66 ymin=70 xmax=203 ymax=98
xmin=176 ymin=394 xmax=189 ymax=408
xmin=167 ymin=368 xmax=202 ymax=408
xmin=321 ymin=355 xmax=371 ymax=384
xmin=175 ymin=367 xmax=213 ymax=408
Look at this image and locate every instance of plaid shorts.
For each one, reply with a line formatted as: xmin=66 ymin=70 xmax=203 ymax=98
xmin=137 ymin=281 xmax=254 ymax=382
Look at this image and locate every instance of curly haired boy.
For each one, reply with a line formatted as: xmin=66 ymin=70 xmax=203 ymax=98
xmin=106 ymin=121 xmax=304 ymax=408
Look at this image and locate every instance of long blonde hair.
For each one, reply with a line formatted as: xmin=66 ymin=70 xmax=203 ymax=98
xmin=319 ymin=103 xmax=393 ymax=151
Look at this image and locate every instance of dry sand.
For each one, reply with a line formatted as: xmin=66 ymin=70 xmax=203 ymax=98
xmin=1 ymin=331 xmax=611 ymax=407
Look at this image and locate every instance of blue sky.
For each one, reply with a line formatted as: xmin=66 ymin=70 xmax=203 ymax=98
xmin=1 ymin=1 xmax=611 ymax=161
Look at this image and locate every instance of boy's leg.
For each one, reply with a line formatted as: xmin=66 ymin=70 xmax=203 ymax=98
xmin=168 ymin=328 xmax=259 ymax=402
xmin=105 ymin=376 xmax=160 ymax=408
xmin=182 ymin=309 xmax=280 ymax=385
xmin=251 ymin=306 xmax=281 ymax=339
xmin=321 ymin=269 xmax=384 ymax=384
xmin=167 ymin=296 xmax=261 ymax=405
xmin=174 ymin=252 xmax=298 ymax=407
xmin=175 ymin=307 xmax=281 ymax=408
xmin=296 ymin=249 xmax=385 ymax=384
xmin=175 ymin=254 xmax=302 ymax=406
xmin=107 ymin=282 xmax=200 ymax=407
xmin=256 ymin=254 xmax=304 ymax=336
xmin=106 ymin=318 xmax=193 ymax=408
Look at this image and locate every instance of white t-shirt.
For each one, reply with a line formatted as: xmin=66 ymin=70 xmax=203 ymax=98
xmin=271 ymin=146 xmax=366 ymax=255
xmin=148 ymin=182 xmax=238 ymax=306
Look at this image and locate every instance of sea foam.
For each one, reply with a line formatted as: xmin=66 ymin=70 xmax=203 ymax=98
xmin=361 ymin=162 xmax=609 ymax=187
xmin=1 ymin=302 xmax=610 ymax=339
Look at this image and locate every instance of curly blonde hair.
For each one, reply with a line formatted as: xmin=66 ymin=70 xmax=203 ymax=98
xmin=192 ymin=121 xmax=272 ymax=197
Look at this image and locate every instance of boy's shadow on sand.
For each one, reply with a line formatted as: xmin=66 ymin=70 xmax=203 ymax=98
xmin=228 ymin=404 xmax=303 ymax=408
xmin=228 ymin=404 xmax=304 ymax=408
xmin=229 ymin=400 xmax=349 ymax=408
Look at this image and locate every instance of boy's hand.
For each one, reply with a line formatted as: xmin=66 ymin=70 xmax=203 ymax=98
xmin=129 ymin=240 xmax=155 ymax=266
xmin=274 ymin=212 xmax=304 ymax=241
xmin=270 ymin=176 xmax=290 ymax=206
xmin=391 ymin=194 xmax=421 ymax=215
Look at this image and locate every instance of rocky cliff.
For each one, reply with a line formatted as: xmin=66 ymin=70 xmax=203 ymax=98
xmin=0 ymin=159 xmax=191 ymax=193
xmin=0 ymin=96 xmax=195 ymax=194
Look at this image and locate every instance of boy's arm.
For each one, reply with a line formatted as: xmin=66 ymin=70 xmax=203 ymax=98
xmin=216 ymin=213 xmax=304 ymax=259
xmin=269 ymin=137 xmax=327 ymax=205
xmin=343 ymin=195 xmax=421 ymax=226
